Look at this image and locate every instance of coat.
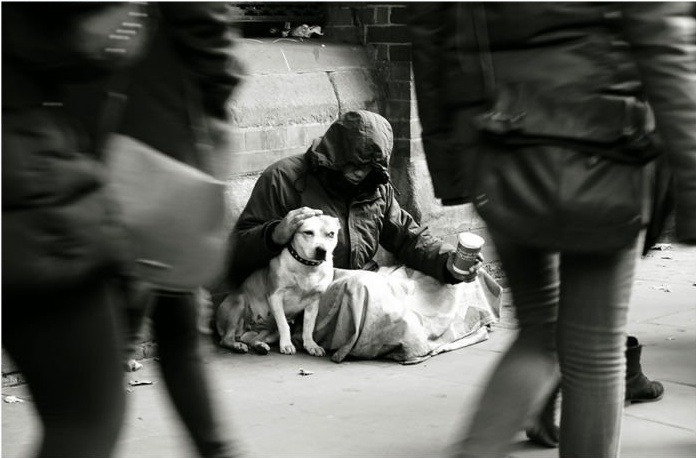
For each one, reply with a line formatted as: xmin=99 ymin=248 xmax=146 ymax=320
xmin=230 ymin=111 xmax=456 ymax=286
xmin=410 ymin=2 xmax=696 ymax=244
xmin=2 ymin=3 xmax=149 ymax=293
xmin=2 ymin=3 xmax=243 ymax=294
xmin=117 ymin=3 xmax=243 ymax=167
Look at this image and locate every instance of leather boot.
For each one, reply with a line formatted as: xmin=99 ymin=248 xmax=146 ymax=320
xmin=625 ymin=335 xmax=664 ymax=404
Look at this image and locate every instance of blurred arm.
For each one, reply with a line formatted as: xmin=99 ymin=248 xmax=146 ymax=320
xmin=622 ymin=2 xmax=696 ymax=243
xmin=161 ymin=2 xmax=244 ymax=119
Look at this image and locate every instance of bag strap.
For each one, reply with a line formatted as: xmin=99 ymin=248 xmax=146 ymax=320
xmin=182 ymin=75 xmax=215 ymax=172
xmin=94 ymin=72 xmax=132 ymax=158
xmin=469 ymin=4 xmax=496 ymax=101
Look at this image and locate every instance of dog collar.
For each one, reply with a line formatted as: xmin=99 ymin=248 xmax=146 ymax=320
xmin=287 ymin=243 xmax=323 ymax=266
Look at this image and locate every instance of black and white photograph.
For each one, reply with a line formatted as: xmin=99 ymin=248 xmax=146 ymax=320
xmin=2 ymin=2 xmax=695 ymax=457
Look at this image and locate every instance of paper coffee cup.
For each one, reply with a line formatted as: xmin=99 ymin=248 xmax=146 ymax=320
xmin=452 ymin=232 xmax=485 ymax=276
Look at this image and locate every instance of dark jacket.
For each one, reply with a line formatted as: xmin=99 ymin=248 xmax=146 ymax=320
xmin=411 ymin=2 xmax=696 ymax=243
xmin=117 ymin=3 xmax=243 ymax=167
xmin=230 ymin=110 xmax=455 ymax=285
xmin=2 ymin=3 xmax=242 ymax=293
xmin=2 ymin=3 xmax=150 ymax=293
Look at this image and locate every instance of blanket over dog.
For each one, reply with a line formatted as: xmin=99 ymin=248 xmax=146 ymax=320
xmin=309 ymin=266 xmax=502 ymax=365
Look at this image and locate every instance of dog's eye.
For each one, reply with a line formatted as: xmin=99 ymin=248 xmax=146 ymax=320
xmin=303 ymin=230 xmax=314 ymax=236
xmin=327 ymin=231 xmax=335 ymax=238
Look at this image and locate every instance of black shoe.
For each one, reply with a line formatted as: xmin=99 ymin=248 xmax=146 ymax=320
xmin=525 ymin=382 xmax=560 ymax=448
xmin=625 ymin=336 xmax=665 ymax=404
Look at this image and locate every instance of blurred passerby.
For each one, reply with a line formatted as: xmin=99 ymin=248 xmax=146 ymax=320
xmin=1 ymin=3 xmax=150 ymax=456
xmin=111 ymin=3 xmax=244 ymax=457
xmin=410 ymin=3 xmax=696 ymax=457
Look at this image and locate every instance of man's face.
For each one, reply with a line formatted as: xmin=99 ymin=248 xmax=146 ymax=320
xmin=342 ymin=162 xmax=372 ymax=185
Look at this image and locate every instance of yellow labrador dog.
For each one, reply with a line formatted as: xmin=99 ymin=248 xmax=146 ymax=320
xmin=216 ymin=215 xmax=340 ymax=356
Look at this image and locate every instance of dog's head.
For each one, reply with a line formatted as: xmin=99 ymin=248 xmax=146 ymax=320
xmin=291 ymin=215 xmax=341 ymax=262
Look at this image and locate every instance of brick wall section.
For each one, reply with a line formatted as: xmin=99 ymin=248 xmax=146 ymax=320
xmin=359 ymin=3 xmax=489 ymax=246
xmin=361 ymin=4 xmax=420 ymax=217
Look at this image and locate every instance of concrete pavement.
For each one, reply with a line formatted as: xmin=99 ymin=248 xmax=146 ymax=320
xmin=2 ymin=246 xmax=695 ymax=458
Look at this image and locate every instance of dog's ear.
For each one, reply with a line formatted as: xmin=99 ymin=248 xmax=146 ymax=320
xmin=330 ymin=216 xmax=341 ymax=232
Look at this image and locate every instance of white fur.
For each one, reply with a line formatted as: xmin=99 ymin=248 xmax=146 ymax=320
xmin=216 ymin=215 xmax=340 ymax=356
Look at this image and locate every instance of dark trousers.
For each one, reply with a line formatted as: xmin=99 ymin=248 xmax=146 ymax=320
xmin=457 ymin=230 xmax=640 ymax=458
xmin=124 ymin=289 xmax=235 ymax=458
xmin=2 ymin=278 xmax=126 ymax=458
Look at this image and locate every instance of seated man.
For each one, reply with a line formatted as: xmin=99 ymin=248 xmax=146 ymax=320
xmin=227 ymin=110 xmax=500 ymax=363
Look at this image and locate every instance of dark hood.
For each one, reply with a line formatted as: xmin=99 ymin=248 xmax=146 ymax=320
xmin=306 ymin=110 xmax=394 ymax=172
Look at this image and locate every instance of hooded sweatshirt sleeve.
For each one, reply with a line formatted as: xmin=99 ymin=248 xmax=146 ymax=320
xmin=379 ymin=186 xmax=457 ymax=283
xmin=229 ymin=162 xmax=301 ymax=285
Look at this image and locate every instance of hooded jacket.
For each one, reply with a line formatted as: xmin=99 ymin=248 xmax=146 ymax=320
xmin=230 ymin=110 xmax=455 ymax=285
xmin=410 ymin=3 xmax=696 ymax=243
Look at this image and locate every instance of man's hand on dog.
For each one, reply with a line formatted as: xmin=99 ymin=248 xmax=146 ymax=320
xmin=446 ymin=252 xmax=484 ymax=283
xmin=272 ymin=207 xmax=324 ymax=245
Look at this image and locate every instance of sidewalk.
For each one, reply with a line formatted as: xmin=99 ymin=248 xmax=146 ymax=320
xmin=3 ymin=246 xmax=695 ymax=458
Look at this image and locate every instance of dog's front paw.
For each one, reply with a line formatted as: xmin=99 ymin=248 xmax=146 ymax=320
xmin=252 ymin=342 xmax=270 ymax=355
xmin=229 ymin=342 xmax=249 ymax=354
xmin=279 ymin=341 xmax=296 ymax=355
xmin=305 ymin=343 xmax=326 ymax=357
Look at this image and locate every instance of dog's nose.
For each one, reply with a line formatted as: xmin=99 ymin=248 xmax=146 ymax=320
xmin=315 ymin=247 xmax=327 ymax=261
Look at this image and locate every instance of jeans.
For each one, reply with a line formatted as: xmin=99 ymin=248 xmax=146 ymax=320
xmin=455 ymin=230 xmax=640 ymax=458
xmin=2 ymin=278 xmax=126 ymax=458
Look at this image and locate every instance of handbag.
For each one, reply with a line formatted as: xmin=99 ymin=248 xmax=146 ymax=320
xmin=104 ymin=133 xmax=228 ymax=292
xmin=463 ymin=5 xmax=649 ymax=252
xmin=101 ymin=74 xmax=229 ymax=292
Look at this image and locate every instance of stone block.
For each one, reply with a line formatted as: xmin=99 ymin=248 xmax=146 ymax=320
xmin=289 ymin=42 xmax=373 ymax=72
xmin=389 ymin=44 xmax=412 ymax=61
xmin=226 ymin=128 xmax=246 ymax=154
xmin=387 ymin=81 xmax=411 ymax=101
xmin=327 ymin=6 xmax=355 ymax=26
xmin=263 ymin=128 xmax=287 ymax=151
xmin=233 ymin=41 xmax=373 ymax=76
xmin=386 ymin=100 xmax=411 ymax=121
xmin=367 ymin=25 xmax=410 ymax=43
xmin=229 ymin=72 xmax=338 ymax=128
xmin=330 ymin=70 xmax=383 ymax=114
xmin=375 ymin=6 xmax=390 ymax=24
xmin=390 ymin=6 xmax=409 ymax=25
xmin=226 ymin=173 xmax=263 ymax=223
xmin=304 ymin=122 xmax=334 ymax=144
xmin=286 ymin=124 xmax=307 ymax=150
xmin=358 ymin=6 xmax=376 ymax=25
xmin=324 ymin=26 xmax=362 ymax=44
xmin=244 ymin=129 xmax=265 ymax=152
xmin=231 ymin=146 xmax=307 ymax=176
xmin=388 ymin=62 xmax=411 ymax=81
xmin=392 ymin=138 xmax=412 ymax=156
xmin=374 ymin=44 xmax=389 ymax=60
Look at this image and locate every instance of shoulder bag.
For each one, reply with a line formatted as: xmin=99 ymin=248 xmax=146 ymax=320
xmin=102 ymin=82 xmax=229 ymax=292
xmin=464 ymin=5 xmax=652 ymax=252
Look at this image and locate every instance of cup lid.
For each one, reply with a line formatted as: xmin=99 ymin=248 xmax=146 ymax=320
xmin=457 ymin=232 xmax=485 ymax=249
